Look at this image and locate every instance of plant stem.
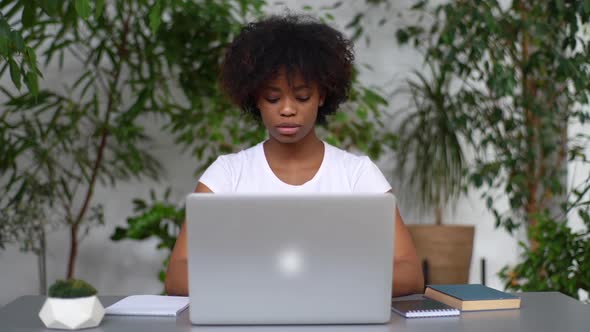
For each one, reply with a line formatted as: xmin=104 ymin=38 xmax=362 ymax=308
xmin=435 ymin=205 xmax=443 ymax=226
xmin=66 ymin=16 xmax=130 ymax=279
xmin=37 ymin=224 xmax=47 ymax=295
xmin=518 ymin=3 xmax=540 ymax=246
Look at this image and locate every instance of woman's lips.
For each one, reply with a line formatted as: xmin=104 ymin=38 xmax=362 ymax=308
xmin=276 ymin=124 xmax=301 ymax=135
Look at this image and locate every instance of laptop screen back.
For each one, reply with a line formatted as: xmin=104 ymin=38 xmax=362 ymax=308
xmin=186 ymin=193 xmax=395 ymax=325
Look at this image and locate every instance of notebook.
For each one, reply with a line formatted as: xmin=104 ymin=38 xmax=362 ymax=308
xmin=391 ymin=298 xmax=460 ymax=318
xmin=105 ymin=295 xmax=189 ymax=316
xmin=424 ymin=284 xmax=521 ymax=311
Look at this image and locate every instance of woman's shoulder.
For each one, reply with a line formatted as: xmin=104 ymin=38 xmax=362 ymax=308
xmin=216 ymin=141 xmax=264 ymax=166
xmin=323 ymin=141 xmax=391 ymax=192
xmin=324 ymin=141 xmax=372 ymax=166
xmin=199 ymin=142 xmax=264 ymax=192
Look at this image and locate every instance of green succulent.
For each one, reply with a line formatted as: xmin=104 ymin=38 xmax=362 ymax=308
xmin=48 ymin=279 xmax=97 ymax=298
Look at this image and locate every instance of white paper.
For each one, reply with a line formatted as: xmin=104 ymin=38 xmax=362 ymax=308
xmin=105 ymin=295 xmax=189 ymax=317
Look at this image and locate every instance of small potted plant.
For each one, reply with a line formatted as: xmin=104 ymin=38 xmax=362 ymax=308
xmin=39 ymin=279 xmax=105 ymax=330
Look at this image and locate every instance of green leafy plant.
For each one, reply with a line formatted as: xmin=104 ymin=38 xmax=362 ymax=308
xmin=0 ymin=0 xmax=263 ymax=289
xmin=110 ymin=189 xmax=184 ymax=286
xmin=499 ymin=182 xmax=590 ymax=300
xmin=0 ymin=1 xmax=94 ymax=294
xmin=310 ymin=1 xmax=464 ymax=223
xmin=151 ymin=0 xmax=268 ymax=170
xmin=1 ymin=4 xmax=42 ymax=96
xmin=0 ymin=0 xmax=97 ymax=95
xmin=48 ymin=279 xmax=97 ymax=299
xmin=2 ymin=0 xmax=396 ymax=292
xmin=393 ymin=63 xmax=466 ymax=224
xmin=1 ymin=1 xmax=169 ymax=285
xmin=391 ymin=0 xmax=590 ymax=296
xmin=108 ymin=4 xmax=398 ymax=287
xmin=323 ymin=80 xmax=397 ymax=160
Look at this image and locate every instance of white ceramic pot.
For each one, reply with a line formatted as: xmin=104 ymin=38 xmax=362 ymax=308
xmin=39 ymin=295 xmax=105 ymax=330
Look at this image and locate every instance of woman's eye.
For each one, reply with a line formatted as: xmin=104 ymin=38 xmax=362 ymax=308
xmin=265 ymin=97 xmax=279 ymax=103
xmin=296 ymin=96 xmax=310 ymax=102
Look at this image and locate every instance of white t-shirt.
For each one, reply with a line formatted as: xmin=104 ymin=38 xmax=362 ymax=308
xmin=199 ymin=141 xmax=391 ymax=193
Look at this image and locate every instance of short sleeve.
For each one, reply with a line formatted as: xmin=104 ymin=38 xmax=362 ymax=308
xmin=351 ymin=157 xmax=392 ymax=193
xmin=198 ymin=155 xmax=233 ymax=193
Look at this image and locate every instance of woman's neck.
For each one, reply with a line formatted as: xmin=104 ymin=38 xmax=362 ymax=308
xmin=264 ymin=131 xmax=323 ymax=162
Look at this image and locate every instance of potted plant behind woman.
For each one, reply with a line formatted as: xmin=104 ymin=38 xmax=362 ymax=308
xmin=39 ymin=279 xmax=105 ymax=330
xmin=394 ymin=63 xmax=475 ymax=285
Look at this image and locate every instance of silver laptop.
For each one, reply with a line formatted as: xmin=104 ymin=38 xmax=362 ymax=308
xmin=186 ymin=193 xmax=396 ymax=325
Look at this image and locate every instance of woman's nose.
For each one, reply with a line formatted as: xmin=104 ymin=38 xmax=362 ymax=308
xmin=279 ymin=98 xmax=296 ymax=117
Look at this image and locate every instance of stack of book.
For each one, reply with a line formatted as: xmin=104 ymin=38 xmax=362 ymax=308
xmin=391 ymin=284 xmax=521 ymax=318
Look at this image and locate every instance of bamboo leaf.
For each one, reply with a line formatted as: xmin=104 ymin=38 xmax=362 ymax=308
xmin=21 ymin=3 xmax=36 ymax=28
xmin=38 ymin=0 xmax=61 ymax=17
xmin=25 ymin=71 xmax=39 ymax=95
xmin=74 ymin=0 xmax=91 ymax=19
xmin=24 ymin=47 xmax=37 ymax=71
xmin=10 ymin=30 xmax=25 ymax=51
xmin=9 ymin=59 xmax=21 ymax=90
xmin=149 ymin=1 xmax=162 ymax=34
xmin=95 ymin=0 xmax=105 ymax=19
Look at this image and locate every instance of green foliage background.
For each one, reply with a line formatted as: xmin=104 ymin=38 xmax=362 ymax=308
xmin=0 ymin=0 xmax=395 ymax=291
xmin=392 ymin=0 xmax=590 ymax=299
xmin=4 ymin=0 xmax=589 ymax=300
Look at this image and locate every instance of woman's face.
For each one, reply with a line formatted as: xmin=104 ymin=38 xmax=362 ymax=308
xmin=256 ymin=69 xmax=325 ymax=144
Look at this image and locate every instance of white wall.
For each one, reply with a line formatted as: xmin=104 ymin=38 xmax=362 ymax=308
xmin=1 ymin=0 xmax=584 ymax=307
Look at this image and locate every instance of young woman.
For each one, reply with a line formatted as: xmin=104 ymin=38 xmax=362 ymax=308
xmin=165 ymin=14 xmax=424 ymax=297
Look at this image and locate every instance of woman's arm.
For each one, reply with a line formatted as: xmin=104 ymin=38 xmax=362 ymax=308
xmin=392 ymin=206 xmax=424 ymax=296
xmin=164 ymin=182 xmax=212 ymax=296
xmin=165 ymin=185 xmax=423 ymax=297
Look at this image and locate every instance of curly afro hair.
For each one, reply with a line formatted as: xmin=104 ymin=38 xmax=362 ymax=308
xmin=220 ymin=14 xmax=354 ymax=125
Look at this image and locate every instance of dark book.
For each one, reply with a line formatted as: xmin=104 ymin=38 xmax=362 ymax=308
xmin=391 ymin=297 xmax=460 ymax=318
xmin=424 ymin=284 xmax=521 ymax=311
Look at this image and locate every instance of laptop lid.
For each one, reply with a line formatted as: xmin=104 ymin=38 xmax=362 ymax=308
xmin=186 ymin=193 xmax=395 ymax=325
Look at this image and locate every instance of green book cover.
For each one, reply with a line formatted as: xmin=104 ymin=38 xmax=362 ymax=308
xmin=427 ymin=284 xmax=518 ymax=301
